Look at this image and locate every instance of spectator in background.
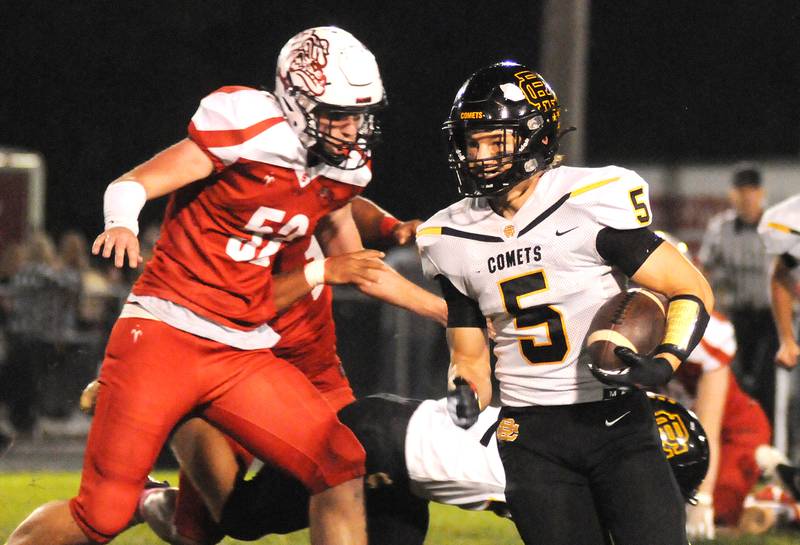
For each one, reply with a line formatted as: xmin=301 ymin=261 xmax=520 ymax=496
xmin=0 ymin=241 xmax=29 ymax=284
xmin=699 ymin=164 xmax=778 ymax=422
xmin=138 ymin=222 xmax=162 ymax=264
xmin=59 ymin=230 xmax=118 ymax=332
xmin=3 ymin=231 xmax=80 ymax=436
xmin=0 ymin=241 xmax=30 ymax=434
xmin=51 ymin=231 xmax=112 ymax=422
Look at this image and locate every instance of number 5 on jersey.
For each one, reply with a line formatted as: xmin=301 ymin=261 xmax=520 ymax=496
xmin=498 ymin=270 xmax=570 ymax=365
xmin=629 ymin=187 xmax=651 ymax=224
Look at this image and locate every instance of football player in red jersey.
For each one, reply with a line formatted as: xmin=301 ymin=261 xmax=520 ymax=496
xmin=5 ymin=27 xmax=412 ymax=545
xmin=94 ymin=196 xmax=446 ymax=545
xmin=654 ymin=232 xmax=777 ymax=539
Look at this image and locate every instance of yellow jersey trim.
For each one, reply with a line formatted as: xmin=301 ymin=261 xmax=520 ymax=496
xmin=417 ymin=226 xmax=443 ymax=237
xmin=569 ymin=176 xmax=621 ymax=198
xmin=767 ymin=221 xmax=798 ymax=234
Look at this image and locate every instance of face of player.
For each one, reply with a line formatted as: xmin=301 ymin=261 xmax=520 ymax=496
xmin=317 ymin=112 xmax=365 ymax=157
xmin=729 ymin=185 xmax=764 ymax=223
xmin=465 ymin=128 xmax=516 ymax=179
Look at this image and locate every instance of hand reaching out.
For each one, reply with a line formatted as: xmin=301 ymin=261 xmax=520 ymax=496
xmin=91 ymin=227 xmax=143 ymax=268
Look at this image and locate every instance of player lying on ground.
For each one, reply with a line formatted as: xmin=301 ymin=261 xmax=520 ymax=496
xmin=74 ymin=385 xmax=709 ymax=545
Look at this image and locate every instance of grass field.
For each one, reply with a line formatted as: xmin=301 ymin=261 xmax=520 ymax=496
xmin=0 ymin=472 xmax=798 ymax=544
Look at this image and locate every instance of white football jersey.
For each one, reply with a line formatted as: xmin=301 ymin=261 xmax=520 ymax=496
xmin=405 ymin=399 xmax=505 ymax=509
xmin=418 ymin=166 xmax=654 ymax=406
xmin=758 ymin=194 xmax=800 ymax=260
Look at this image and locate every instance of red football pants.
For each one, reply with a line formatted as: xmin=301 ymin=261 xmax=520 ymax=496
xmin=68 ymin=318 xmax=365 ymax=543
xmin=173 ymin=346 xmax=357 ymax=543
xmin=714 ymin=401 xmax=771 ymax=525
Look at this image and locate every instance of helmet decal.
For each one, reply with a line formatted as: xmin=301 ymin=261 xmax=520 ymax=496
xmin=285 ymin=31 xmax=330 ymax=97
xmin=655 ymin=409 xmax=691 ymax=458
xmin=514 ymin=70 xmax=557 ymax=112
xmin=647 ymin=392 xmax=710 ymax=503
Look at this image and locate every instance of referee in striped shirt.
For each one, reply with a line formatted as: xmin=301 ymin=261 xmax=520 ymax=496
xmin=699 ymin=165 xmax=779 ymax=422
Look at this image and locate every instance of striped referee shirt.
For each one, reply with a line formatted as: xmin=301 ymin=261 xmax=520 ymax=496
xmin=698 ymin=209 xmax=771 ymax=312
xmin=7 ymin=263 xmax=81 ymax=343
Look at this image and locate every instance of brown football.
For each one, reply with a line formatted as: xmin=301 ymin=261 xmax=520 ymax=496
xmin=584 ymin=289 xmax=667 ymax=371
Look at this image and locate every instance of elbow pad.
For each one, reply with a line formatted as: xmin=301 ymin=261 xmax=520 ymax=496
xmin=655 ymin=295 xmax=710 ymax=363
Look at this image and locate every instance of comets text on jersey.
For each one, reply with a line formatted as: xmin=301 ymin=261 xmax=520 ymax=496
xmin=487 ymin=246 xmax=542 ymax=273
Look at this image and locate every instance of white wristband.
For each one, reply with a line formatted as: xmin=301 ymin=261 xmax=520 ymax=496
xmin=103 ymin=180 xmax=147 ymax=236
xmin=304 ymin=259 xmax=327 ymax=288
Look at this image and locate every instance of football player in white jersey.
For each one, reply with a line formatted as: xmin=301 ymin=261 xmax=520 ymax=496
xmin=133 ymin=393 xmax=709 ymax=545
xmin=758 ymin=194 xmax=800 ymax=369
xmin=136 ymin=395 xmax=507 ymax=545
xmin=417 ymin=62 xmax=714 ymax=545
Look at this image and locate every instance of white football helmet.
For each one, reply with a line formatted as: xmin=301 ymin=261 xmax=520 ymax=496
xmin=275 ymin=26 xmax=386 ymax=169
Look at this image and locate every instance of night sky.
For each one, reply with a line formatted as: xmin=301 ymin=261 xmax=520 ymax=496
xmin=2 ymin=1 xmax=799 ymax=237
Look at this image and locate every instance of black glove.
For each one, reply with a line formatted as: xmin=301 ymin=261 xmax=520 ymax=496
xmin=447 ymin=377 xmax=480 ymax=429
xmin=590 ymin=347 xmax=674 ymax=390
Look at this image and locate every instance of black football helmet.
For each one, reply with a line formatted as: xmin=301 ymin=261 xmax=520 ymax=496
xmin=443 ymin=61 xmax=561 ymax=197
xmin=648 ymin=392 xmax=710 ymax=504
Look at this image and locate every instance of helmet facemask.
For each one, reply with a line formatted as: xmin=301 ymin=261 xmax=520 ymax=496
xmin=444 ymin=112 xmax=557 ymax=198
xmin=290 ymin=88 xmax=384 ymax=169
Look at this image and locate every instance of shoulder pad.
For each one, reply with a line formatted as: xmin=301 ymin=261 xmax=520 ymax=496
xmin=759 ymin=195 xmax=800 ymax=257
xmin=416 ymin=205 xmax=475 ymax=296
xmin=564 ymin=166 xmax=653 ymax=230
xmin=191 ymin=87 xmax=282 ymax=132
xmin=188 ymin=87 xmax=303 ymax=170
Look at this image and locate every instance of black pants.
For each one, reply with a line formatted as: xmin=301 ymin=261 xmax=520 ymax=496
xmin=219 ymin=394 xmax=429 ymax=545
xmin=730 ymin=307 xmax=779 ymax=423
xmin=1 ymin=335 xmax=54 ymax=434
xmin=498 ymin=391 xmax=687 ymax=545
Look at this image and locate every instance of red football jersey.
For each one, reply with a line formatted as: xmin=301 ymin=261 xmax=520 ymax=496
xmin=132 ymin=86 xmax=370 ymax=330
xmin=272 ymin=236 xmax=339 ymax=367
xmin=668 ymin=312 xmax=767 ymax=435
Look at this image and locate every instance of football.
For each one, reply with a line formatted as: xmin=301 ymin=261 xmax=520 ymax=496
xmin=584 ymin=288 xmax=667 ymax=371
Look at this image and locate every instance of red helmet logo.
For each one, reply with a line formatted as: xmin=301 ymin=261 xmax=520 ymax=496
xmin=285 ymin=31 xmax=330 ymax=96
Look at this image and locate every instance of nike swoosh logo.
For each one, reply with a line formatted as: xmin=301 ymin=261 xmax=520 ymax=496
xmin=605 ymin=411 xmax=631 ymax=427
xmin=555 ymin=226 xmax=578 ymax=236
